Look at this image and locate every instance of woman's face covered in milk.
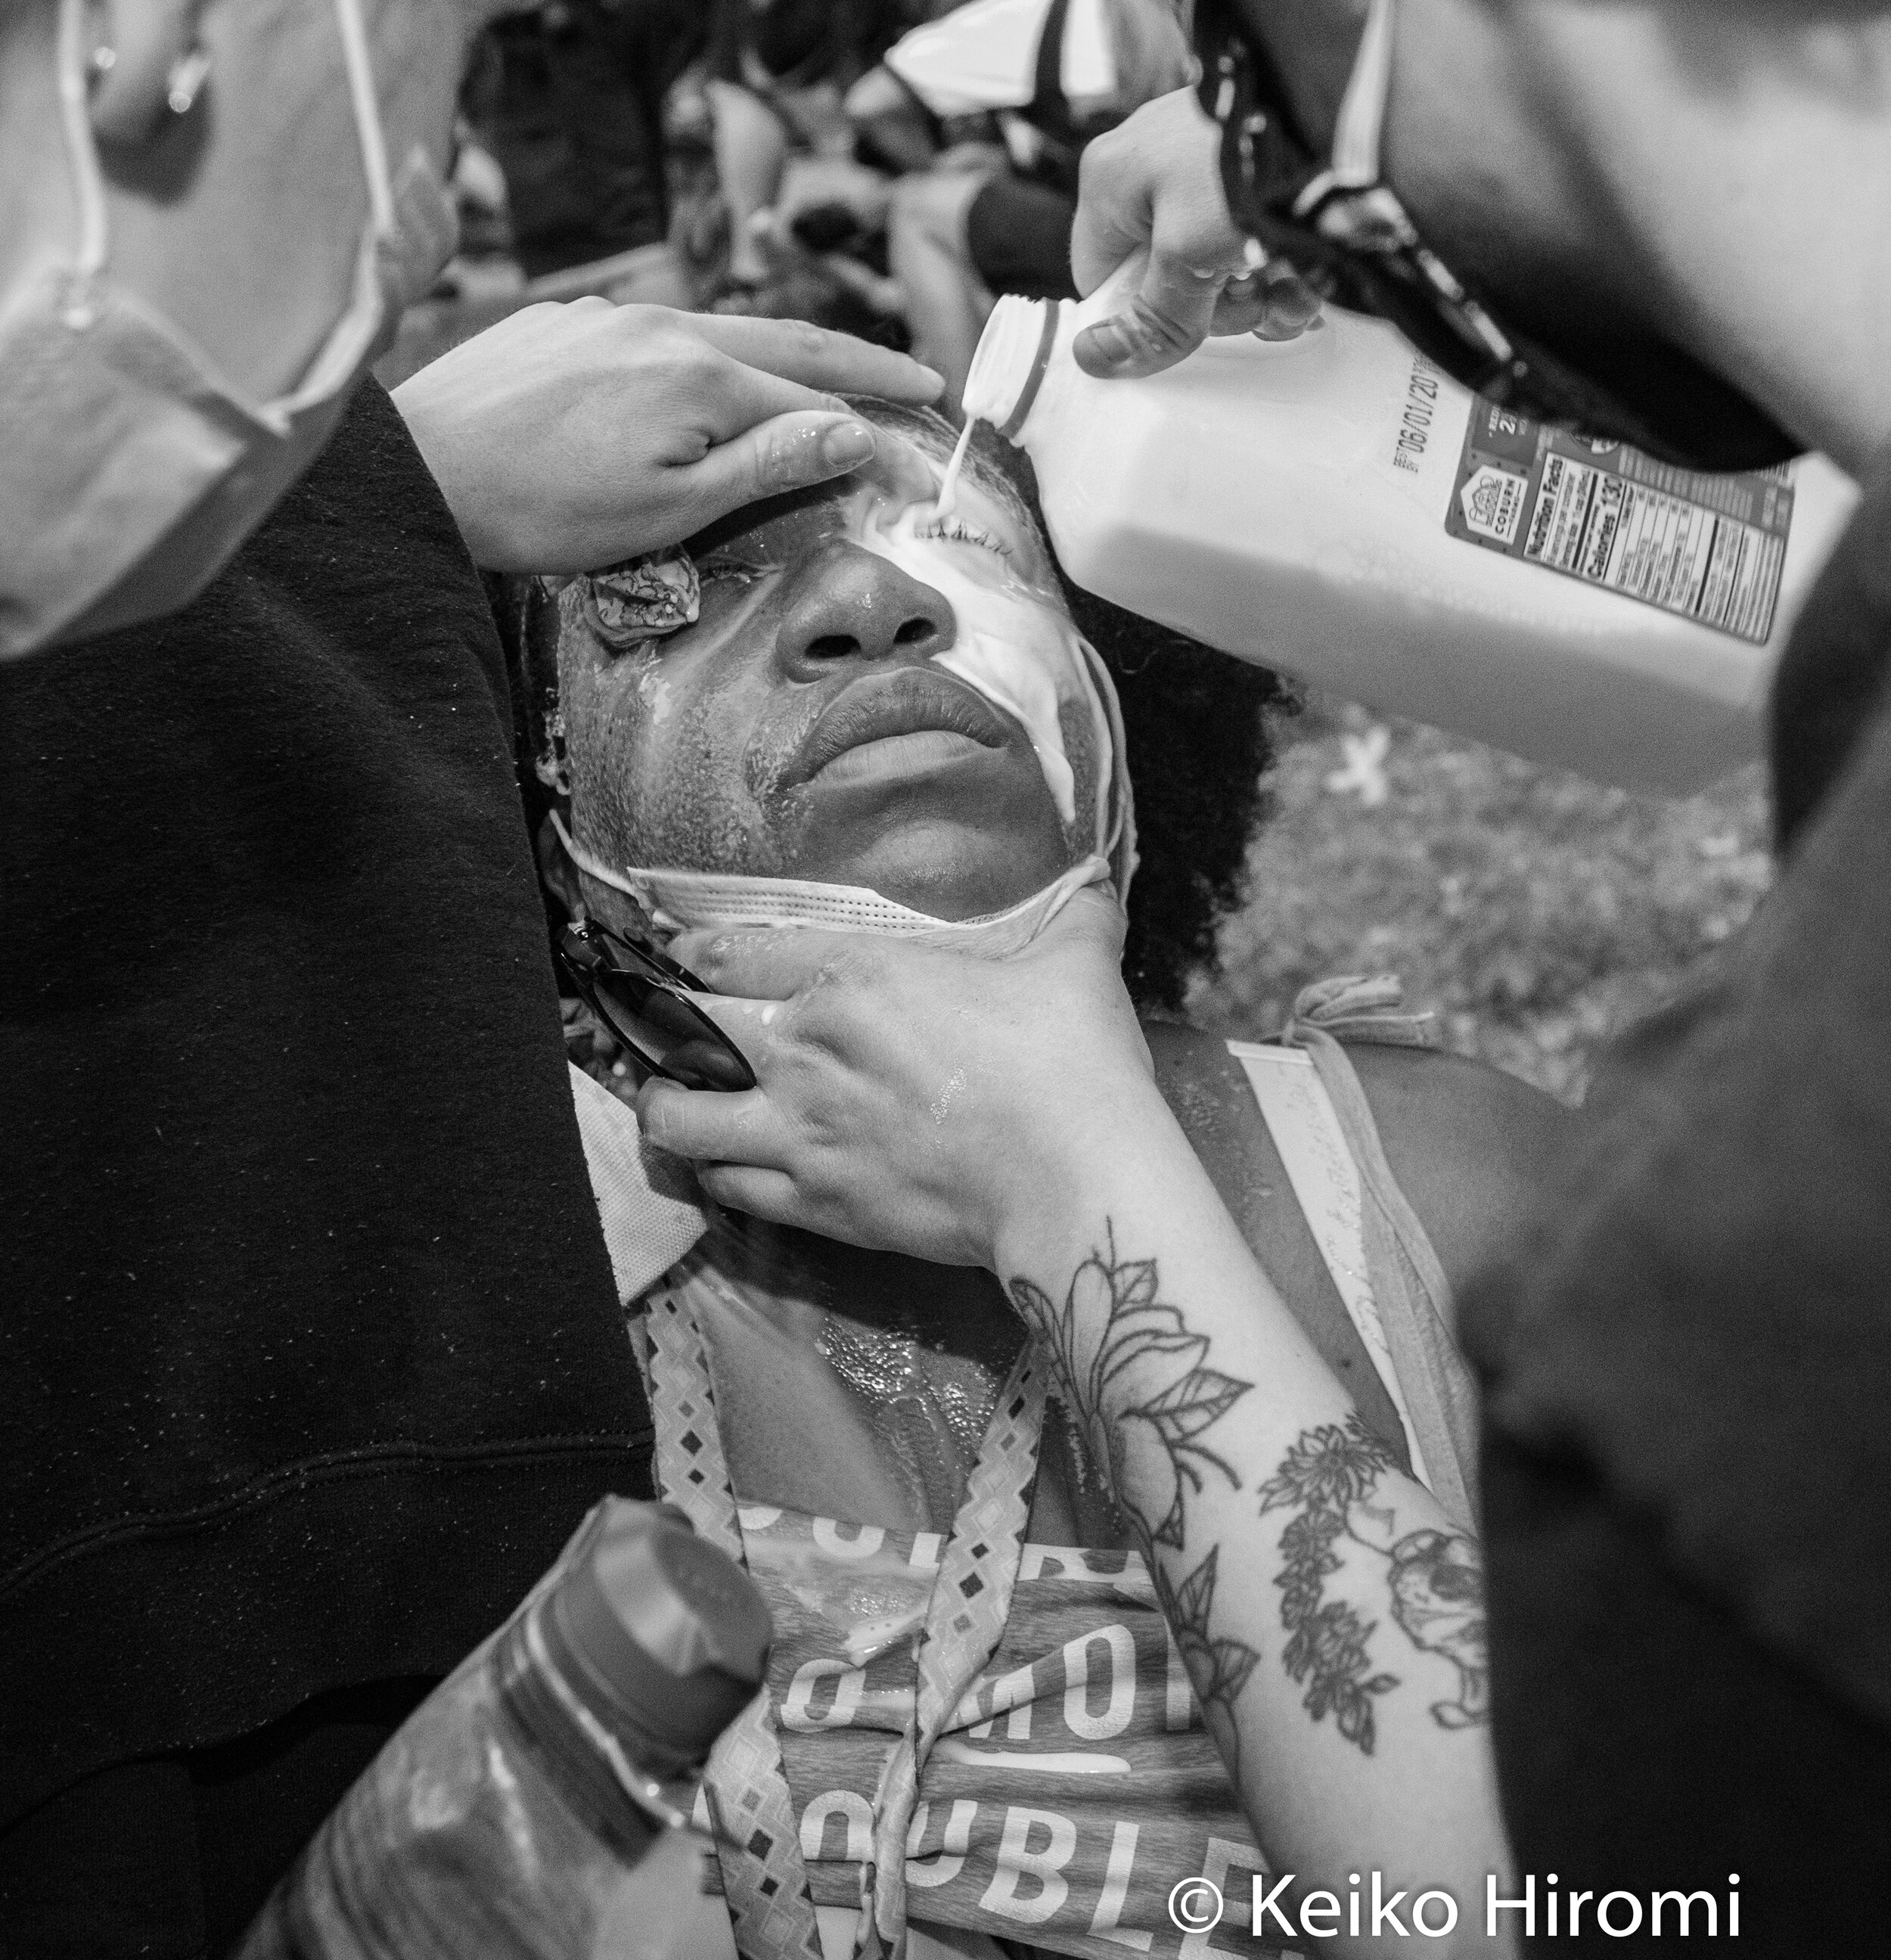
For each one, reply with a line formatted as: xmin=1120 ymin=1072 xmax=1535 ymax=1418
xmin=554 ymin=420 xmax=1108 ymax=921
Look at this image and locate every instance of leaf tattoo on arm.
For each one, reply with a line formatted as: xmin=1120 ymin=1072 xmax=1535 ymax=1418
xmin=1258 ymin=1415 xmax=1490 ymax=1753
xmin=1006 ymin=1222 xmax=1251 ymax=1549
xmin=1157 ymin=1547 xmax=1261 ymax=1779
xmin=1007 ymin=1224 xmax=1260 ymax=1768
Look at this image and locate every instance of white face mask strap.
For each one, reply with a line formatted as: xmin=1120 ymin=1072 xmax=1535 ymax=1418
xmin=56 ymin=0 xmax=110 ymax=285
xmin=332 ymin=0 xmax=397 ymax=237
xmin=1329 ymin=0 xmax=1396 ymax=191
xmin=1075 ymin=634 xmax=1135 ymax=898
xmin=548 ymin=808 xmax=652 ymax=921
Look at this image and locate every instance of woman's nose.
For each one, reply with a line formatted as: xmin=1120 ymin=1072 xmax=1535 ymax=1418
xmin=773 ymin=542 xmax=955 ymax=679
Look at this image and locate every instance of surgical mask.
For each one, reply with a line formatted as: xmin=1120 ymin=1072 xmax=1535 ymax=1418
xmin=554 ymin=816 xmax=1119 ymax=959
xmin=0 ymin=0 xmax=457 ymax=662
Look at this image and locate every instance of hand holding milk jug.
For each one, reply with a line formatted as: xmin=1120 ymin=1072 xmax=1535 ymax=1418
xmin=961 ymin=256 xmax=1859 ymax=791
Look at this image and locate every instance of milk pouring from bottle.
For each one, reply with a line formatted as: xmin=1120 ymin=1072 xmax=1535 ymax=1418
xmin=958 ymin=264 xmax=1859 ymax=792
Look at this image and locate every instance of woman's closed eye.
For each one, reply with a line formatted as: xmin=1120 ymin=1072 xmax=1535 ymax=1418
xmin=697 ymin=550 xmax=778 ymax=585
xmin=909 ymin=517 xmax=1011 ymax=560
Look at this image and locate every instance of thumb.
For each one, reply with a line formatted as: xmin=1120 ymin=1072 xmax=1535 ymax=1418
xmin=1073 ymin=246 xmax=1225 ymax=380
xmin=673 ymin=411 xmax=880 ymax=535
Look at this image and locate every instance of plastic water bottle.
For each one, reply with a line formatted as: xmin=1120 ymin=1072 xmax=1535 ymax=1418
xmin=236 ymin=1499 xmax=765 ymax=1960
xmin=960 ymin=260 xmax=1860 ymax=791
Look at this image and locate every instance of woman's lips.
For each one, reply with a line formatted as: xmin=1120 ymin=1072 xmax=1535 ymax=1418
xmin=784 ymin=669 xmax=1014 ymax=787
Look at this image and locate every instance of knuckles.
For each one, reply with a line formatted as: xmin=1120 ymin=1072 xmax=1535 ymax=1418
xmin=778 ymin=317 xmax=835 ymax=366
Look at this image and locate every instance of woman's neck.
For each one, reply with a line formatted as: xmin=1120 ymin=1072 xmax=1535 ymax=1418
xmin=705 ymin=1208 xmax=1025 ymax=1378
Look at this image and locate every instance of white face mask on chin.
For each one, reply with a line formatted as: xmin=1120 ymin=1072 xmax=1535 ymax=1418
xmin=0 ymin=0 xmax=457 ymax=662
xmin=552 ymin=815 xmax=1118 ymax=959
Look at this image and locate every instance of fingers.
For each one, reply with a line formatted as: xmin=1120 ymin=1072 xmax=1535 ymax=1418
xmin=1073 ymin=243 xmax=1324 ymax=374
xmin=1203 ymin=256 xmax=1320 ymax=339
xmin=634 ymin=1081 xmax=788 ymax=1167
xmin=1247 ymin=263 xmax=1326 ymax=343
xmin=685 ymin=313 xmax=945 ymax=405
xmin=683 ymin=988 xmax=793 ymax=1064
xmin=1070 ymin=86 xmax=1252 ymax=380
xmin=1073 ymin=253 xmax=1226 ymax=379
xmin=693 ymin=1163 xmax=808 ymax=1230
xmin=1070 ymin=97 xmax=1175 ymax=298
xmin=844 ymin=427 xmax=944 ymax=508
xmin=666 ymin=411 xmax=881 ymax=536
xmin=1070 ymin=178 xmax=1157 ymax=306
xmin=669 ymin=926 xmax=872 ymax=1001
xmin=695 ymin=351 xmax=856 ymax=441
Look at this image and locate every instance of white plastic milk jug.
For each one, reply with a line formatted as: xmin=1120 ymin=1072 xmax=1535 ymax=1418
xmin=958 ymin=264 xmax=1860 ymax=792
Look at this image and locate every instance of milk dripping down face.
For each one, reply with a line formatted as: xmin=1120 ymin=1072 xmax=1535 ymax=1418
xmin=551 ymin=415 xmax=1115 ymax=924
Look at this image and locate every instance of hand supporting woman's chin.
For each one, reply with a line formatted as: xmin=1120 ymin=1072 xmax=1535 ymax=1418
xmin=637 ymin=888 xmax=1520 ymax=1934
xmin=631 ymin=886 xmax=1159 ymax=1271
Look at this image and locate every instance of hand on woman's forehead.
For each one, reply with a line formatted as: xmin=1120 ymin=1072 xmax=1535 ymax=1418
xmin=680 ymin=428 xmax=1054 ymax=594
xmin=554 ymin=429 xmax=1104 ymax=922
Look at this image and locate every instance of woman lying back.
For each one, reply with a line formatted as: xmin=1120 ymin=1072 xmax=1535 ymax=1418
xmin=504 ymin=402 xmax=1563 ymax=1960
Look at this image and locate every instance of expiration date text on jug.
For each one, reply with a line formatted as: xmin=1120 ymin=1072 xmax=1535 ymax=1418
xmin=1445 ymin=400 xmax=1796 ymax=642
xmin=1391 ymin=358 xmax=1446 ymax=476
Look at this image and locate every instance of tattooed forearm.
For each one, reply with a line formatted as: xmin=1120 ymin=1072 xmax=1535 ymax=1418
xmin=1007 ymin=1221 xmax=1252 ymax=1552
xmin=1258 ymin=1416 xmax=1403 ymax=1751
xmin=1257 ymin=1415 xmax=1490 ymax=1752
xmin=1007 ymin=1222 xmax=1260 ymax=1766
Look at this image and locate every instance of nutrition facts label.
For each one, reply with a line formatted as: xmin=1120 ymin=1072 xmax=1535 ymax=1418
xmin=1445 ymin=401 xmax=1795 ymax=643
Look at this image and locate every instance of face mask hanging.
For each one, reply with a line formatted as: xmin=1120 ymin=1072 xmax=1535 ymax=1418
xmin=0 ymin=0 xmax=457 ymax=662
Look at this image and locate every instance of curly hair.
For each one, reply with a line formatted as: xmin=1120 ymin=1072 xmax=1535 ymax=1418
xmin=495 ymin=413 xmax=1290 ymax=1014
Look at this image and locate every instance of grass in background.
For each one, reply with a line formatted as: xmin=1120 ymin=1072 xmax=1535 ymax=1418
xmin=1188 ymin=697 xmax=1775 ymax=1103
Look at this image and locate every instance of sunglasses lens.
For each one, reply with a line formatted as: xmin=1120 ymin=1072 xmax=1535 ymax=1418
xmin=588 ymin=970 xmax=756 ymax=1092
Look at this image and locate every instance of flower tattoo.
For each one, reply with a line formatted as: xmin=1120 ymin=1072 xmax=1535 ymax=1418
xmin=1259 ymin=1415 xmax=1490 ymax=1753
xmin=1008 ymin=1225 xmax=1261 ymax=1765
xmin=1008 ymin=1224 xmax=1251 ymax=1550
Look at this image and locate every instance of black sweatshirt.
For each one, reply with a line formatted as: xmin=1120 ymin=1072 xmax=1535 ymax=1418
xmin=0 ymin=385 xmax=651 ymax=1847
xmin=1462 ymin=456 xmax=1891 ymax=1952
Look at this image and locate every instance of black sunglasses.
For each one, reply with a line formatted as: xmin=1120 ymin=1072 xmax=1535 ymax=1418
xmin=556 ymin=918 xmax=756 ymax=1094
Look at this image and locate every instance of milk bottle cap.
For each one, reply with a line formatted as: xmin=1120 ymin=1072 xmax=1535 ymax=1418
xmin=963 ymin=294 xmax=1062 ymax=439
xmin=541 ymin=1497 xmax=771 ymax=1772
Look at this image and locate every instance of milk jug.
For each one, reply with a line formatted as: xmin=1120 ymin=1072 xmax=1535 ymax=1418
xmin=960 ymin=266 xmax=1859 ymax=792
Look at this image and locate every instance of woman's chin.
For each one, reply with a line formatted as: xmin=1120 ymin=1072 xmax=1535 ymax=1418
xmin=787 ymin=751 xmax=1075 ymax=919
xmin=806 ymin=833 xmax=1074 ymax=919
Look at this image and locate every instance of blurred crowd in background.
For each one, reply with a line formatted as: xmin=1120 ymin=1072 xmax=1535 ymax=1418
xmin=439 ymin=0 xmax=1188 ymax=409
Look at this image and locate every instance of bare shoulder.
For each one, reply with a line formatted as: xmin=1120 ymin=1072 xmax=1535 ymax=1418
xmin=1141 ymin=1018 xmax=1570 ymax=1319
xmin=1346 ymin=1045 xmax=1571 ymax=1303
